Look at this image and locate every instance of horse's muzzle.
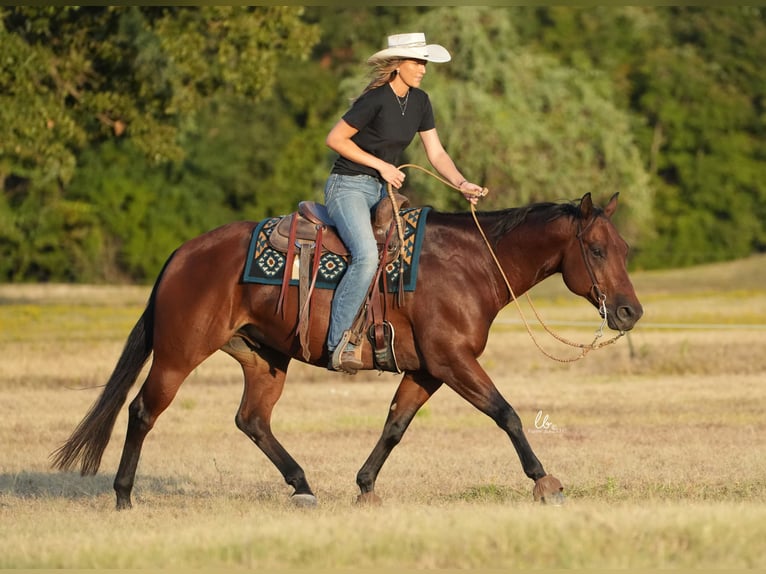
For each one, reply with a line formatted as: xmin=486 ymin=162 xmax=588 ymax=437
xmin=607 ymin=295 xmax=643 ymax=332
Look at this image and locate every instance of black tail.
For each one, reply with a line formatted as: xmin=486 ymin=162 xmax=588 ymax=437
xmin=51 ymin=256 xmax=173 ymax=475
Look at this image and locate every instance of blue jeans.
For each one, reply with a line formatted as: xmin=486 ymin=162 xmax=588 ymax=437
xmin=324 ymin=173 xmax=385 ymax=351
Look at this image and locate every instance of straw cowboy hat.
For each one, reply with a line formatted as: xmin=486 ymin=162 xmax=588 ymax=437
xmin=367 ymin=33 xmax=451 ymax=64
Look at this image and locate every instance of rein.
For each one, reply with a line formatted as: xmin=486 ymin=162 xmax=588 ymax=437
xmin=390 ymin=164 xmax=624 ymax=363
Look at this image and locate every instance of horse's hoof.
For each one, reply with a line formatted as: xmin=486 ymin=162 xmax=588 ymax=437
xmin=541 ymin=490 xmax=566 ymax=505
xmin=291 ymin=493 xmax=318 ymax=508
xmin=533 ymin=474 xmax=565 ymax=505
xmin=356 ymin=492 xmax=383 ymax=506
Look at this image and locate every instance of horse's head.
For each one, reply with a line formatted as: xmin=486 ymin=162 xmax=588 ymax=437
xmin=561 ymin=193 xmax=643 ymax=332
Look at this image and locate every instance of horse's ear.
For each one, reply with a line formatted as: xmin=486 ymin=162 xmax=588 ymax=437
xmin=604 ymin=192 xmax=619 ymax=218
xmin=579 ymin=193 xmax=593 ymax=220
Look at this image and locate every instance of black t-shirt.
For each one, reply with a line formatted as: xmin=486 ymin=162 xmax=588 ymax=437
xmin=331 ymin=84 xmax=435 ymax=180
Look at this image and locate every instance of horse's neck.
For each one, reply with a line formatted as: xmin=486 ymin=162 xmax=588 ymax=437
xmin=491 ymin=214 xmax=570 ymax=299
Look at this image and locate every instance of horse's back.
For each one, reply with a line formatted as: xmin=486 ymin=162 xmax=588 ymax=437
xmin=175 ymin=220 xmax=259 ymax=256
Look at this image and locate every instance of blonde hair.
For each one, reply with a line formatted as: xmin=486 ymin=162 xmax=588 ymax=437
xmin=356 ymin=58 xmax=403 ymax=101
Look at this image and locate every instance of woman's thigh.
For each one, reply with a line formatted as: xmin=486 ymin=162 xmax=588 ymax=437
xmin=325 ymin=174 xmax=383 ymax=260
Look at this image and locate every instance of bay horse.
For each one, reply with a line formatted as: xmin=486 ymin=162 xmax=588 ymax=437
xmin=52 ymin=192 xmax=642 ymax=509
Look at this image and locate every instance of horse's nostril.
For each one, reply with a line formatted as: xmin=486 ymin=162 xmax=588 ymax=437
xmin=616 ymin=304 xmax=643 ymax=324
xmin=617 ymin=306 xmax=634 ymax=322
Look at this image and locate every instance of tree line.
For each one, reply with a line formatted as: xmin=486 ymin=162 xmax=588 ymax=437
xmin=1 ymin=6 xmax=764 ymax=282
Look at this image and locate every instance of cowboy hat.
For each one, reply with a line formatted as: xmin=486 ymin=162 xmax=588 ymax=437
xmin=367 ymin=33 xmax=451 ymax=64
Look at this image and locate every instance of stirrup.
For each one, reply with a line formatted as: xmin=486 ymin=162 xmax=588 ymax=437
xmin=368 ymin=321 xmax=400 ymax=373
xmin=330 ymin=330 xmax=363 ymax=374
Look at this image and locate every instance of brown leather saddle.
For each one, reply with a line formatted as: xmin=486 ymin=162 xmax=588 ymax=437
xmin=268 ymin=195 xmax=408 ymax=262
xmin=267 ymin=193 xmax=409 ymax=371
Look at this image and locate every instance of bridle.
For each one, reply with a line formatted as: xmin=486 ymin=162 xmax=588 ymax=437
xmin=576 ymin=216 xmax=608 ymax=328
xmin=493 ymin=210 xmax=624 ymax=363
xmin=388 ymin=164 xmax=624 ymax=363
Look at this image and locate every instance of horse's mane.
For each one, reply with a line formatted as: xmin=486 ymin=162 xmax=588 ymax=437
xmin=426 ymin=200 xmax=580 ymax=242
xmin=487 ymin=200 xmax=582 ymax=242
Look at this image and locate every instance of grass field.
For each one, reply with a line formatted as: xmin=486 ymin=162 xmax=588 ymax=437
xmin=1 ymin=256 xmax=765 ymax=568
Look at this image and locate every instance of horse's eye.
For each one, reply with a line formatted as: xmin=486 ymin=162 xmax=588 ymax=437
xmin=591 ymin=246 xmax=604 ymax=259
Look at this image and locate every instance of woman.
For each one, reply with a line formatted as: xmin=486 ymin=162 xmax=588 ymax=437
xmin=325 ymin=32 xmax=484 ymax=373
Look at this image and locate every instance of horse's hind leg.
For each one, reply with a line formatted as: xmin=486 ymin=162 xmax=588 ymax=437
xmin=113 ymin=361 xmax=191 ymax=510
xmin=231 ymin=345 xmax=316 ymax=507
xmin=356 ymin=371 xmax=442 ymax=505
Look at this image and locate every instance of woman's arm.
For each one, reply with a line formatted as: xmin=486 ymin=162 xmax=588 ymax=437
xmin=419 ymin=128 xmax=482 ymax=204
xmin=326 ymin=119 xmax=407 ymax=189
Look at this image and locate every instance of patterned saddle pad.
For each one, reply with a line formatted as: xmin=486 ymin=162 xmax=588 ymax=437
xmin=242 ymin=207 xmax=430 ymax=292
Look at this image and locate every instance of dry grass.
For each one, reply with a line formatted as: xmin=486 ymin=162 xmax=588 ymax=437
xmin=1 ymin=256 xmax=765 ymax=568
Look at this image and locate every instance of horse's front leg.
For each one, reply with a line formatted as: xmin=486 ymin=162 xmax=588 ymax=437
xmin=434 ymin=354 xmax=564 ymax=504
xmin=356 ymin=371 xmax=442 ymax=505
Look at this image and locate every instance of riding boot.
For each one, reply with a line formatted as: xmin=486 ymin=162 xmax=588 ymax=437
xmin=329 ymin=330 xmax=363 ymax=374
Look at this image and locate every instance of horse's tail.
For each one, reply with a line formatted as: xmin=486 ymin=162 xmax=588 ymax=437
xmin=50 ymin=253 xmax=174 ymax=475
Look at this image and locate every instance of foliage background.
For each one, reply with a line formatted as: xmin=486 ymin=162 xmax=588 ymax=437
xmin=1 ymin=6 xmax=764 ymax=282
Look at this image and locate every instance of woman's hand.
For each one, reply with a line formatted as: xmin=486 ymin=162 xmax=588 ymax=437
xmin=459 ymin=180 xmax=484 ymax=205
xmin=379 ymin=163 xmax=406 ymax=189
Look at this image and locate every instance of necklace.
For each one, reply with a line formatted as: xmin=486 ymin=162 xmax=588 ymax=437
xmin=391 ymin=84 xmax=409 ymax=116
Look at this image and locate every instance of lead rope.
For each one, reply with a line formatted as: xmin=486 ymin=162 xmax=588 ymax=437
xmin=391 ymin=164 xmax=624 ymax=363
xmin=385 ymin=177 xmax=407 ymax=305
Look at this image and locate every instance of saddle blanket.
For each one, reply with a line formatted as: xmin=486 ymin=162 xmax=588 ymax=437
xmin=242 ymin=207 xmax=430 ymax=292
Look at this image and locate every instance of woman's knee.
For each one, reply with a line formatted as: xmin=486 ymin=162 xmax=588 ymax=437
xmin=351 ymin=240 xmax=380 ymax=266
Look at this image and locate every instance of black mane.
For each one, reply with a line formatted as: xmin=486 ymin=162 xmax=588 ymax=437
xmin=423 ymin=199 xmax=587 ymax=245
xmin=481 ymin=200 xmax=582 ymax=245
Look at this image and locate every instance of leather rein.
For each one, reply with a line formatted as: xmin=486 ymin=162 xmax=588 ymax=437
xmin=389 ymin=164 xmax=624 ymax=363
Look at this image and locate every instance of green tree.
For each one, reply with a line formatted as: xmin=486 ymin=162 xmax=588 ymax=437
xmin=1 ymin=6 xmax=318 ymax=183
xmin=66 ymin=140 xmax=234 ymax=281
xmin=0 ymin=176 xmax=103 ymax=281
xmin=513 ymin=6 xmax=766 ymax=267
xmin=631 ymin=7 xmax=766 ymax=267
xmin=0 ymin=6 xmax=319 ymax=282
